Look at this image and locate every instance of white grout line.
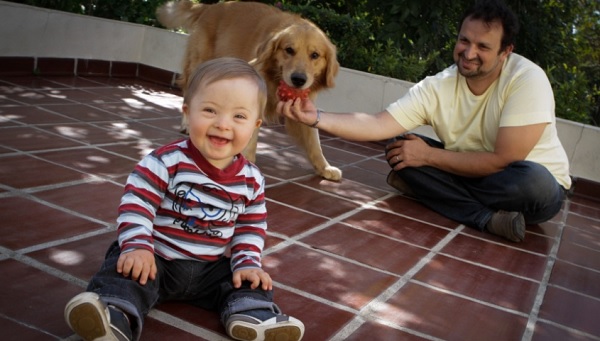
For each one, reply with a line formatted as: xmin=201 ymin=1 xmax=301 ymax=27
xmin=329 ymin=224 xmax=466 ymax=340
xmin=522 ymin=199 xmax=570 ymax=341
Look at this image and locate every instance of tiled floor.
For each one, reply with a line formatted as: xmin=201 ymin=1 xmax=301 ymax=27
xmin=1 ymin=75 xmax=599 ymax=341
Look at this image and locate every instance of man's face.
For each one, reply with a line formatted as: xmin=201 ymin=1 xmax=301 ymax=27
xmin=453 ymin=16 xmax=512 ymax=82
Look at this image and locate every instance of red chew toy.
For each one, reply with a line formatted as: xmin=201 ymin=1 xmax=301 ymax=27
xmin=277 ymin=81 xmax=310 ymax=101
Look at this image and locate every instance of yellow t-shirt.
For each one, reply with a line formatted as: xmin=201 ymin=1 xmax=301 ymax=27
xmin=386 ymin=53 xmax=571 ymax=189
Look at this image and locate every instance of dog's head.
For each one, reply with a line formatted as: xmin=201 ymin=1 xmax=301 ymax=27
xmin=252 ymin=21 xmax=339 ymax=94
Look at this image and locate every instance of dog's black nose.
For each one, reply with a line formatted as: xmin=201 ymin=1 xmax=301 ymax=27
xmin=291 ymin=73 xmax=307 ymax=88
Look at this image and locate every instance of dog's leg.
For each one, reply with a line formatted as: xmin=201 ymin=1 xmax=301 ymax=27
xmin=285 ymin=119 xmax=342 ymax=181
xmin=242 ymin=127 xmax=260 ymax=163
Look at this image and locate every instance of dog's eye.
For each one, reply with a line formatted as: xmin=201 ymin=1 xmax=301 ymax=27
xmin=285 ymin=47 xmax=295 ymax=56
xmin=310 ymin=52 xmax=320 ymax=60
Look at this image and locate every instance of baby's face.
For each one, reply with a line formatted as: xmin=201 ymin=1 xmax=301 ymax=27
xmin=183 ymin=77 xmax=262 ymax=169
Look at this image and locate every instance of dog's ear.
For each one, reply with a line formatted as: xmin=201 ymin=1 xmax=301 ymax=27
xmin=251 ymin=32 xmax=281 ymax=73
xmin=323 ymin=42 xmax=340 ymax=88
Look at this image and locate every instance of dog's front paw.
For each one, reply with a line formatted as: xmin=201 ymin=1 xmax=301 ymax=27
xmin=318 ymin=166 xmax=342 ymax=181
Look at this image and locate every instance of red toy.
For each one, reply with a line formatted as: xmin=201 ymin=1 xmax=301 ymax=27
xmin=277 ymin=81 xmax=310 ymax=101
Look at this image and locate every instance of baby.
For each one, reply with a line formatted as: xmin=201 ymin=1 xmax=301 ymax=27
xmin=64 ymin=57 xmax=304 ymax=341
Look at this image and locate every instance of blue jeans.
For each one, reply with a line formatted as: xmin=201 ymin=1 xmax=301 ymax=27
xmin=87 ymin=241 xmax=276 ymax=341
xmin=388 ymin=135 xmax=566 ymax=231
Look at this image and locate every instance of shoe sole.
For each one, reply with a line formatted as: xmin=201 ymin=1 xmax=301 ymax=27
xmin=230 ymin=323 xmax=303 ymax=341
xmin=229 ymin=321 xmax=303 ymax=341
xmin=65 ymin=292 xmax=116 ymax=341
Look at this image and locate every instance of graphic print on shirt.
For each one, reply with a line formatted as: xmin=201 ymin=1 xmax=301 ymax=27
xmin=172 ymin=183 xmax=243 ymax=237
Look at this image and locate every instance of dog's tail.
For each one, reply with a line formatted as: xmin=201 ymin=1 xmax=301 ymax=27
xmin=156 ymin=0 xmax=204 ymax=31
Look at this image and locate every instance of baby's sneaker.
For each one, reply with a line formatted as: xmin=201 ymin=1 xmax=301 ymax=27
xmin=226 ymin=313 xmax=304 ymax=341
xmin=64 ymin=292 xmax=132 ymax=341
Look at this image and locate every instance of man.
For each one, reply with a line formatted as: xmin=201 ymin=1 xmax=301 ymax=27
xmin=277 ymin=0 xmax=570 ymax=242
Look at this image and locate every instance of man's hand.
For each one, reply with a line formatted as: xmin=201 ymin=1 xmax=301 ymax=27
xmin=116 ymin=249 xmax=157 ymax=285
xmin=232 ymin=268 xmax=272 ymax=291
xmin=276 ymin=98 xmax=318 ymax=127
xmin=386 ymin=134 xmax=432 ymax=170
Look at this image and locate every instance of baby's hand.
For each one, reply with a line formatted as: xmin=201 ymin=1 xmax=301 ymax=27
xmin=232 ymin=268 xmax=272 ymax=291
xmin=116 ymin=249 xmax=157 ymax=285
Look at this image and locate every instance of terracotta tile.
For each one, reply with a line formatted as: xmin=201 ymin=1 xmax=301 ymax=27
xmin=570 ymin=201 xmax=600 ymax=220
xmin=265 ymin=200 xmax=328 ymax=237
xmin=138 ymin=64 xmax=176 ymax=87
xmin=301 ymin=223 xmax=429 ymax=275
xmin=263 ymin=244 xmax=397 ymax=310
xmin=111 ymin=62 xmax=138 ymax=77
xmin=42 ymin=75 xmax=108 ymax=88
xmin=34 ymin=181 xmax=124 ymax=223
xmin=27 ymin=232 xmax=115 ymax=281
xmin=0 ymin=196 xmax=105 ymax=249
xmin=141 ymin=118 xmax=185 ymax=135
xmin=77 ymin=59 xmax=111 ymax=77
xmin=374 ymin=282 xmax=528 ymax=340
xmin=572 ymin=178 xmax=600 ymax=202
xmin=549 ymin=260 xmax=600 ymax=299
xmin=532 ymin=321 xmax=599 ymax=341
xmin=527 ymin=220 xmax=562 ymax=239
xmin=0 ymin=259 xmax=86 ymax=339
xmin=0 ymin=316 xmax=54 ymax=340
xmin=440 ymin=234 xmax=548 ymax=280
xmin=0 ymin=75 xmax=66 ymax=90
xmin=98 ymin=141 xmax=161 ymax=161
xmin=3 ymin=74 xmax=600 ymax=341
xmin=376 ymin=195 xmax=459 ymax=228
xmin=556 ymin=240 xmax=600 ymax=271
xmin=323 ymin=139 xmax=383 ymax=157
xmin=0 ymin=126 xmax=85 ymax=152
xmin=341 ymin=164 xmax=390 ymax=192
xmin=295 ymin=176 xmax=389 ymax=203
xmin=0 ymin=57 xmax=34 ymax=75
xmin=37 ymin=88 xmax=117 ymax=104
xmin=255 ymin=151 xmax=314 ymax=179
xmin=156 ymin=303 xmax=223 ymax=338
xmin=95 ymin=101 xmax=172 ymax=120
xmin=272 ymin=288 xmax=356 ymax=341
xmin=539 ymin=286 xmax=600 ymax=336
xmin=94 ymin=120 xmax=182 ymax=141
xmin=345 ymin=321 xmax=430 ymax=341
xmin=566 ymin=213 xmax=600 ymax=235
xmin=266 ymin=182 xmax=361 ymax=218
xmin=414 ymin=254 xmax=539 ymax=312
xmin=0 ymin=105 xmax=78 ymax=126
xmin=461 ymin=224 xmax=557 ymax=255
xmin=318 ymin=143 xmax=371 ymax=167
xmin=570 ymin=194 xmax=600 ymax=209
xmin=37 ymin=147 xmax=138 ymax=178
xmin=141 ymin=317 xmax=212 ymax=340
xmin=343 ymin=208 xmax=450 ymax=248
xmin=40 ymin=103 xmax=124 ymax=122
xmin=39 ymin=122 xmax=142 ymax=145
xmin=0 ymin=155 xmax=85 ymax=189
xmin=562 ymin=225 xmax=600 ymax=251
xmin=265 ymin=234 xmax=284 ymax=249
xmin=37 ymin=57 xmax=75 ymax=76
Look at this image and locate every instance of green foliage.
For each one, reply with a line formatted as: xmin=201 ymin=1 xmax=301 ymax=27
xmin=14 ymin=0 xmax=164 ymax=26
xmin=547 ymin=64 xmax=598 ymax=125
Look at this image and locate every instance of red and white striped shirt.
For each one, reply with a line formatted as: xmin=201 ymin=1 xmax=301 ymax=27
xmin=117 ymin=139 xmax=267 ymax=272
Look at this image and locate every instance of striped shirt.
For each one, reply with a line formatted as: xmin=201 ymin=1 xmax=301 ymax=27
xmin=116 ymin=139 xmax=267 ymax=272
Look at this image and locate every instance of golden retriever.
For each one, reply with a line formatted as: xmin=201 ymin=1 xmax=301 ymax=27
xmin=156 ymin=0 xmax=341 ymax=180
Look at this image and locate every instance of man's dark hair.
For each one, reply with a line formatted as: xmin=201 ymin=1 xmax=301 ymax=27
xmin=459 ymin=0 xmax=519 ymax=52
